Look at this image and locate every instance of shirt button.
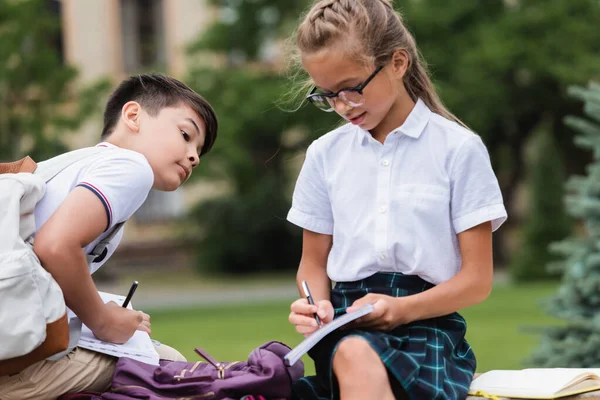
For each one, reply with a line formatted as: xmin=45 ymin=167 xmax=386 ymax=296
xmin=379 ymin=206 xmax=387 ymax=213
xmin=378 ymin=253 xmax=387 ymax=261
xmin=381 ymin=160 xmax=390 ymax=167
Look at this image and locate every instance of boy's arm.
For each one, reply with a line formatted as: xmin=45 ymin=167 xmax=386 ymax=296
xmin=33 ymin=186 xmax=141 ymax=344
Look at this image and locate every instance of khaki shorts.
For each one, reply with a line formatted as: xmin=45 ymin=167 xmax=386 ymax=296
xmin=0 ymin=342 xmax=185 ymax=400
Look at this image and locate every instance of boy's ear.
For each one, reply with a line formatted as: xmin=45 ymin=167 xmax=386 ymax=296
xmin=391 ymin=49 xmax=409 ymax=79
xmin=121 ymin=101 xmax=141 ymax=133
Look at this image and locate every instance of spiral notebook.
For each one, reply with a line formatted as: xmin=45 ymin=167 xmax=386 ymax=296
xmin=284 ymin=303 xmax=374 ymax=366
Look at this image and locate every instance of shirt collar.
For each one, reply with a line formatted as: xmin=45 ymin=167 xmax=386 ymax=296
xmin=358 ymin=98 xmax=432 ymax=144
xmin=95 ymin=141 xmax=119 ymax=149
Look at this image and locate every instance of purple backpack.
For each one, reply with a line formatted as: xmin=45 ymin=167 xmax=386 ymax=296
xmin=60 ymin=341 xmax=303 ymax=400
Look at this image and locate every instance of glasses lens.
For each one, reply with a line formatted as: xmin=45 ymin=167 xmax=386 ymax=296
xmin=339 ymin=91 xmax=365 ymax=107
xmin=309 ymin=94 xmax=335 ymax=112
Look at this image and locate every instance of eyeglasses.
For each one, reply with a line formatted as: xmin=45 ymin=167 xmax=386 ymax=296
xmin=306 ymin=66 xmax=384 ymax=112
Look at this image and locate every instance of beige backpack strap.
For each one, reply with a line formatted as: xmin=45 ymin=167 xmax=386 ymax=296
xmin=0 ymin=156 xmax=37 ymax=174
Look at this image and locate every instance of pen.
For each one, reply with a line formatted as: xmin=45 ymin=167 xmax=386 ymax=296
xmin=122 ymin=281 xmax=138 ymax=308
xmin=301 ymin=280 xmax=322 ymax=327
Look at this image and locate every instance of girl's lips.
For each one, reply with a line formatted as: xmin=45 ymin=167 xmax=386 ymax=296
xmin=349 ymin=112 xmax=366 ymax=125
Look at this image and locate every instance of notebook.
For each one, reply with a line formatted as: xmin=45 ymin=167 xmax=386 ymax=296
xmin=469 ymin=368 xmax=600 ymax=399
xmin=284 ymin=303 xmax=374 ymax=366
xmin=68 ymin=291 xmax=160 ymax=366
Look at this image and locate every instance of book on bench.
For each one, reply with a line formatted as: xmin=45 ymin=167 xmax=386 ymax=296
xmin=469 ymin=368 xmax=600 ymax=399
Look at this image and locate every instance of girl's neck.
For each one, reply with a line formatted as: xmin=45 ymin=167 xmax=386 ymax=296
xmin=370 ymin=96 xmax=416 ymax=143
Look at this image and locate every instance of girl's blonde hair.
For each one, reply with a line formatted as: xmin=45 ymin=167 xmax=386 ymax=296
xmin=293 ymin=0 xmax=465 ymax=127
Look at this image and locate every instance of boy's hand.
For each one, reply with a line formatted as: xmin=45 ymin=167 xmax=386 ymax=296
xmin=91 ymin=301 xmax=145 ymax=344
xmin=289 ymin=298 xmax=334 ymax=337
xmin=137 ymin=310 xmax=151 ymax=335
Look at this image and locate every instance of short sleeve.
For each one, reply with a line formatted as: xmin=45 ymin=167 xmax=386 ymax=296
xmin=76 ymin=150 xmax=154 ymax=231
xmin=287 ymin=142 xmax=334 ymax=234
xmin=450 ymin=136 xmax=507 ymax=233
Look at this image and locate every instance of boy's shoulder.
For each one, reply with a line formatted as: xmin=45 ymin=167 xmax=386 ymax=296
xmin=37 ymin=144 xmax=154 ymax=229
xmin=62 ymin=143 xmax=153 ymax=178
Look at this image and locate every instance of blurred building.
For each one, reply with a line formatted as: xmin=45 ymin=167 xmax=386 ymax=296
xmin=50 ymin=0 xmax=218 ymax=273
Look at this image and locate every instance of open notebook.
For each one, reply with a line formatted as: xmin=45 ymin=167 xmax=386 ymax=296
xmin=469 ymin=368 xmax=600 ymax=399
xmin=67 ymin=291 xmax=159 ymax=365
xmin=284 ymin=303 xmax=374 ymax=366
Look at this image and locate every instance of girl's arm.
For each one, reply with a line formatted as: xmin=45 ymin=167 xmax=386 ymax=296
xmin=296 ymin=229 xmax=333 ymax=302
xmin=289 ymin=229 xmax=335 ymax=336
xmin=405 ymin=221 xmax=493 ymax=321
xmin=348 ymin=221 xmax=493 ymax=330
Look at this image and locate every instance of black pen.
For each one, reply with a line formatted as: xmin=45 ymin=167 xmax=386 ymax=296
xmin=301 ymin=280 xmax=322 ymax=327
xmin=122 ymin=281 xmax=138 ymax=308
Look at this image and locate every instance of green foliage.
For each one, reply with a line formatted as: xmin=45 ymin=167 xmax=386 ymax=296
xmin=529 ymin=82 xmax=600 ymax=367
xmin=185 ymin=66 xmax=337 ymax=274
xmin=0 ymin=0 xmax=109 ymax=162
xmin=185 ymin=1 xmax=338 ymax=274
xmin=190 ymin=0 xmax=308 ymax=61
xmin=510 ymin=130 xmax=572 ymax=282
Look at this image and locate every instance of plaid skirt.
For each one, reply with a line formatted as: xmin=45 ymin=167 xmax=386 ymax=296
xmin=292 ymin=272 xmax=476 ymax=400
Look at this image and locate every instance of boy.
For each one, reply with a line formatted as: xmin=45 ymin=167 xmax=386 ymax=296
xmin=0 ymin=74 xmax=218 ymax=399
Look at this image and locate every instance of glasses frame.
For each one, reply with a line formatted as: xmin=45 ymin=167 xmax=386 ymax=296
xmin=306 ymin=65 xmax=384 ymax=112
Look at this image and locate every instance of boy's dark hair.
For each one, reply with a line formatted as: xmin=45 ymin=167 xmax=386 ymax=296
xmin=101 ymin=74 xmax=218 ymax=156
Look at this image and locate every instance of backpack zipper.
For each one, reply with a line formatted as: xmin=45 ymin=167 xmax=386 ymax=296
xmin=194 ymin=348 xmax=240 ymax=379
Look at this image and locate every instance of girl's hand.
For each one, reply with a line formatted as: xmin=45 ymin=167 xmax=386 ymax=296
xmin=346 ymin=293 xmax=412 ymax=331
xmin=289 ymin=298 xmax=334 ymax=337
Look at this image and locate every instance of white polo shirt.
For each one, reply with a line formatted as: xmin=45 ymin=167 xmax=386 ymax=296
xmin=33 ymin=142 xmax=154 ymax=274
xmin=287 ymin=99 xmax=507 ymax=285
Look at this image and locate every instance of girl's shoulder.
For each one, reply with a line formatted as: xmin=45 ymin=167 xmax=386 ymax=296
xmin=427 ymin=113 xmax=479 ymax=147
xmin=309 ymin=122 xmax=357 ymax=153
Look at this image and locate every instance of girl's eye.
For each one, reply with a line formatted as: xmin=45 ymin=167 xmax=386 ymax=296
xmin=181 ymin=130 xmax=190 ymax=142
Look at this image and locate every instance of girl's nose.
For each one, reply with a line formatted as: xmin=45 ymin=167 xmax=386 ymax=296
xmin=334 ymin=98 xmax=353 ymax=115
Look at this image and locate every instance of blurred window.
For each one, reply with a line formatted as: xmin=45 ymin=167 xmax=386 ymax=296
xmin=120 ymin=0 xmax=166 ymax=72
xmin=47 ymin=0 xmax=65 ymax=63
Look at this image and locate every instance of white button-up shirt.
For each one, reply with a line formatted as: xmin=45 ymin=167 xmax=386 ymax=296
xmin=287 ymin=99 xmax=507 ymax=284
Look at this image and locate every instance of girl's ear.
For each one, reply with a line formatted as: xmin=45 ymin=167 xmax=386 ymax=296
xmin=121 ymin=101 xmax=141 ymax=133
xmin=391 ymin=49 xmax=409 ymax=79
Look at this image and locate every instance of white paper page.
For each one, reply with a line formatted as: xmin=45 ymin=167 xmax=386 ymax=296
xmin=69 ymin=291 xmax=159 ymax=366
xmin=284 ymin=303 xmax=374 ymax=366
xmin=470 ymin=368 xmax=600 ymax=396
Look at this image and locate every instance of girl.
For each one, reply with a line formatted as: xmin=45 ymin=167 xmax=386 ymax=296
xmin=286 ymin=1 xmax=506 ymax=399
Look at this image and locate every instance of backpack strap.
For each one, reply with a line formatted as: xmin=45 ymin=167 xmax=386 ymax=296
xmin=0 ymin=156 xmax=37 ymax=174
xmin=86 ymin=221 xmax=125 ymax=264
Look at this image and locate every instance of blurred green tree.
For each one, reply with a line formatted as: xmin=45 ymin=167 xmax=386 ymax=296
xmin=0 ymin=0 xmax=108 ymax=162
xmin=529 ymin=82 xmax=600 ymax=367
xmin=509 ymin=129 xmax=572 ymax=282
xmin=400 ymin=0 xmax=600 ymax=265
xmin=185 ymin=0 xmax=338 ymax=274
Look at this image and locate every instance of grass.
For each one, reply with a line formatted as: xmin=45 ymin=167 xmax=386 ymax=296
xmin=148 ymin=281 xmax=561 ymax=375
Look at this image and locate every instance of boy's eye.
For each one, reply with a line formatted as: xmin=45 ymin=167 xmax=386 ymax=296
xmin=181 ymin=130 xmax=190 ymax=142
